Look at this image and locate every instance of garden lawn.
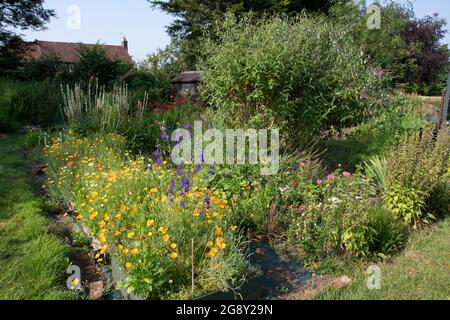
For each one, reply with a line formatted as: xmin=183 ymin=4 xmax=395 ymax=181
xmin=318 ymin=218 xmax=450 ymax=300
xmin=0 ymin=135 xmax=76 ymax=300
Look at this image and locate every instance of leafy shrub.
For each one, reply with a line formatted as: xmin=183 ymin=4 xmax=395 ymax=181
xmin=0 ymin=79 xmax=64 ymax=130
xmin=424 ymin=182 xmax=450 ymax=219
xmin=384 ymin=129 xmax=450 ymax=226
xmin=287 ymin=199 xmax=408 ymax=263
xmin=198 ymin=13 xmax=387 ymax=146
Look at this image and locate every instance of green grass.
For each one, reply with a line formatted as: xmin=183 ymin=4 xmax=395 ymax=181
xmin=0 ymin=135 xmax=77 ymax=300
xmin=318 ymin=218 xmax=450 ymax=300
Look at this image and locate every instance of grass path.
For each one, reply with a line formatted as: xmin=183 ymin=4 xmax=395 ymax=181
xmin=318 ymin=218 xmax=450 ymax=300
xmin=0 ymin=135 xmax=76 ymax=300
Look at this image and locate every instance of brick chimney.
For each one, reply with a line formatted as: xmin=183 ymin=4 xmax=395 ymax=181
xmin=121 ymin=36 xmax=128 ymax=52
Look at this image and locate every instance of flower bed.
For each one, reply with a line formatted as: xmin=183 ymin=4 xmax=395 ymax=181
xmin=44 ymin=133 xmax=248 ymax=299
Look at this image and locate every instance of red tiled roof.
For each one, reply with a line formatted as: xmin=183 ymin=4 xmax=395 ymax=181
xmin=25 ymin=41 xmax=131 ymax=63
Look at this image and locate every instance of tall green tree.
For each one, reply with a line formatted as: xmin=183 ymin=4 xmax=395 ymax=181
xmin=149 ymin=0 xmax=347 ymax=67
xmin=74 ymin=43 xmax=132 ymax=88
xmin=331 ymin=0 xmax=449 ymax=95
xmin=0 ymin=0 xmax=56 ymax=75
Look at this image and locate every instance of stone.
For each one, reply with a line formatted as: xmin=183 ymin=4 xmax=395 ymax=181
xmin=89 ymin=281 xmax=104 ymax=300
xmin=330 ymin=276 xmax=352 ymax=289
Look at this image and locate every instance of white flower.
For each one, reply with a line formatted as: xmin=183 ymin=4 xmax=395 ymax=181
xmin=329 ymin=197 xmax=343 ymax=204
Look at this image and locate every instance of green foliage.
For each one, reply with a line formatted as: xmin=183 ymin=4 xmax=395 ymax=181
xmin=0 ymin=135 xmax=76 ymax=300
xmin=20 ymin=53 xmax=72 ymax=82
xmin=150 ymin=0 xmax=345 ymax=67
xmin=364 ymin=155 xmax=387 ymax=192
xmin=61 ymin=83 xmax=197 ymax=153
xmin=198 ymin=13 xmax=386 ymax=147
xmin=0 ymin=79 xmax=64 ymax=131
xmin=74 ymin=43 xmax=132 ymax=88
xmin=318 ymin=217 xmax=450 ymax=300
xmin=343 ymin=95 xmax=429 ymax=165
xmin=384 ymin=184 xmax=427 ymax=225
xmin=424 ymin=182 xmax=450 ymax=219
xmin=286 ymin=199 xmax=408 ymax=263
xmin=330 ymin=1 xmax=449 ymax=95
xmin=384 ymin=129 xmax=450 ymax=226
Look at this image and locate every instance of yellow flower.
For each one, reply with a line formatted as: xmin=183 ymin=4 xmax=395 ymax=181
xmin=130 ymin=248 xmax=139 ymax=256
xmin=122 ymin=248 xmax=129 ymax=255
xmin=99 ymin=220 xmax=107 ymax=227
xmin=99 ymin=236 xmax=107 ymax=244
xmin=170 ymin=252 xmax=178 ymax=260
xmin=150 ymin=188 xmax=158 ymax=194
xmin=119 ymin=205 xmax=127 ymax=212
xmin=76 ymin=215 xmax=84 ymax=220
xmin=162 ymin=234 xmax=170 ymax=242
xmin=207 ymin=241 xmax=213 ymax=247
xmin=127 ymin=231 xmax=135 ymax=239
xmin=125 ymin=262 xmax=132 ymax=270
xmin=170 ymin=243 xmax=177 ymax=249
xmin=118 ymin=245 xmax=124 ymax=251
xmin=158 ymin=227 xmax=167 ymax=234
xmin=207 ymin=248 xmax=218 ymax=258
xmin=90 ymin=191 xmax=99 ymax=199
xmin=214 ymin=227 xmax=223 ymax=236
xmin=103 ymin=214 xmax=110 ymax=222
xmin=147 ymin=219 xmax=155 ymax=227
xmin=100 ymin=245 xmax=107 ymax=254
xmin=147 ymin=232 xmax=153 ymax=237
xmin=114 ymin=214 xmax=122 ymax=220
xmin=230 ymin=226 xmax=238 ymax=231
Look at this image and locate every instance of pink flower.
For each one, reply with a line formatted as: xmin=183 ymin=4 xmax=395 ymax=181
xmin=343 ymin=171 xmax=352 ymax=177
xmin=299 ymin=162 xmax=306 ymax=168
xmin=326 ymin=174 xmax=335 ymax=181
xmin=316 ymin=179 xmax=323 ymax=185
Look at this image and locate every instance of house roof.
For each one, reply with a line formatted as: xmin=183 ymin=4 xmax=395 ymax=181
xmin=172 ymin=71 xmax=203 ymax=83
xmin=25 ymin=41 xmax=131 ymax=63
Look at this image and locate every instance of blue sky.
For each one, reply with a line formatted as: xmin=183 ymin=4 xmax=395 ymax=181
xmin=14 ymin=0 xmax=450 ymax=62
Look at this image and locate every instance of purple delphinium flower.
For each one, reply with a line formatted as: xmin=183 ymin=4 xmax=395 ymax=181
xmin=169 ymin=179 xmax=175 ymax=195
xmin=161 ymin=131 xmax=170 ymax=143
xmin=195 ymin=165 xmax=202 ymax=171
xmin=199 ymin=211 xmax=205 ymax=217
xmin=204 ymin=196 xmax=211 ymax=209
xmin=183 ymin=123 xmax=191 ymax=130
xmin=153 ymin=149 xmax=162 ymax=165
xmin=182 ymin=178 xmax=190 ymax=192
xmin=180 ymin=201 xmax=185 ymax=208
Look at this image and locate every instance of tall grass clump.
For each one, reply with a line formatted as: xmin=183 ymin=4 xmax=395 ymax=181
xmin=62 ymin=82 xmax=137 ymax=134
xmin=0 ymin=79 xmax=64 ymax=131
